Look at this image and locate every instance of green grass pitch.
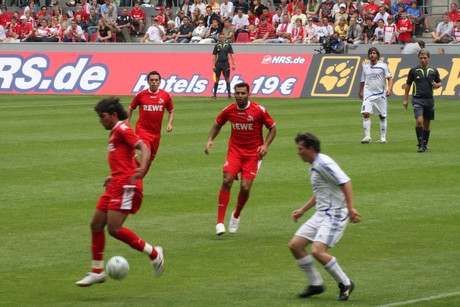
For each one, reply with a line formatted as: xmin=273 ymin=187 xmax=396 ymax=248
xmin=0 ymin=95 xmax=459 ymax=306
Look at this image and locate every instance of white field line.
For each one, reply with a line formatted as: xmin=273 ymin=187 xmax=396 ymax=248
xmin=377 ymin=291 xmax=460 ymax=307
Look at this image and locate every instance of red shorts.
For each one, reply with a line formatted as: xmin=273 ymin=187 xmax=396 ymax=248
xmin=138 ymin=133 xmax=160 ymax=161
xmin=223 ymin=153 xmax=262 ymax=181
xmin=96 ymin=183 xmax=143 ymax=214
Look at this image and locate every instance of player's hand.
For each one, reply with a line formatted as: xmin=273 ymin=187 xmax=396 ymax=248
xmin=166 ymin=124 xmax=173 ymax=132
xmin=292 ymin=209 xmax=304 ymax=223
xmin=232 ymin=63 xmax=236 ymax=70
xmin=358 ymin=92 xmax=363 ymax=100
xmin=103 ymin=176 xmax=112 ymax=187
xmin=386 ymin=89 xmax=392 ymax=97
xmin=348 ymin=208 xmax=361 ymax=223
xmin=130 ymin=167 xmax=146 ymax=184
xmin=257 ymin=145 xmax=268 ymax=158
xmin=204 ymin=141 xmax=214 ymax=155
xmin=403 ymin=99 xmax=408 ymax=109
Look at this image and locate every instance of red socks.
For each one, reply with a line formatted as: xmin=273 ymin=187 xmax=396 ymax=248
xmin=217 ymin=189 xmax=230 ymax=224
xmin=91 ymin=231 xmax=105 ymax=273
xmin=234 ymin=193 xmax=249 ymax=219
xmin=115 ymin=227 xmax=146 ymax=252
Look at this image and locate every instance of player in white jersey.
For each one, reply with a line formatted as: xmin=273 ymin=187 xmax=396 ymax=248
xmin=358 ymin=47 xmax=393 ymax=144
xmin=289 ymin=132 xmax=361 ymax=301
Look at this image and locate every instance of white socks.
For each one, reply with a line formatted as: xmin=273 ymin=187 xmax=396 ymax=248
xmin=296 ymin=255 xmax=324 ymax=286
xmin=380 ymin=118 xmax=387 ymax=139
xmin=363 ymin=118 xmax=371 ymax=138
xmin=324 ymin=257 xmax=351 ymax=286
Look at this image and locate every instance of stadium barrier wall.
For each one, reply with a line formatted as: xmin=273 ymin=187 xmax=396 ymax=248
xmin=0 ymin=44 xmax=458 ymax=99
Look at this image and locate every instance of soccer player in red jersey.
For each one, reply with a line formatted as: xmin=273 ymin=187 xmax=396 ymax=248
xmin=76 ymin=97 xmax=164 ymax=287
xmin=127 ymin=71 xmax=174 ymax=170
xmin=205 ymin=82 xmax=277 ymax=235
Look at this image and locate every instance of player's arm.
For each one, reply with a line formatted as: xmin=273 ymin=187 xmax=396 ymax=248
xmin=257 ymin=125 xmax=277 ymax=158
xmin=432 ymin=70 xmax=442 ymax=89
xmin=358 ymin=81 xmax=364 ymax=100
xmin=131 ymin=140 xmax=150 ymax=183
xmin=403 ymin=69 xmax=414 ymax=109
xmin=212 ymin=53 xmax=218 ymax=69
xmin=386 ymin=76 xmax=393 ymax=96
xmin=230 ymin=52 xmax=236 ymax=70
xmin=292 ymin=195 xmax=316 ymax=223
xmin=166 ymin=110 xmax=174 ymax=132
xmin=342 ymin=180 xmax=361 ymax=223
xmin=127 ymin=107 xmax=134 ymax=124
xmin=204 ymin=123 xmax=222 ymax=155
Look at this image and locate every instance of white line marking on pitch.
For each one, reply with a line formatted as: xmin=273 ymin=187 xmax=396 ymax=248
xmin=377 ymin=291 xmax=460 ymax=307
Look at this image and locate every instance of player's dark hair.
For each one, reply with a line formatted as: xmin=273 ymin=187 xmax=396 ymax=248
xmin=148 ymin=70 xmax=161 ymax=81
xmin=418 ymin=48 xmax=430 ymax=58
xmin=234 ymin=82 xmax=250 ymax=92
xmin=295 ymin=132 xmax=321 ymax=153
xmin=94 ymin=97 xmax=128 ymax=120
xmin=368 ymin=47 xmax=380 ymax=58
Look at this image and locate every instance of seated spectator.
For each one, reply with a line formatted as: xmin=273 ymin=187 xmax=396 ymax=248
xmin=75 ymin=14 xmax=87 ymax=33
xmin=373 ymin=6 xmax=389 ymax=25
xmin=331 ymin=0 xmax=344 ymax=20
xmin=345 ymin=0 xmax=358 ymax=17
xmin=335 ymin=16 xmax=348 ymax=40
xmin=155 ymin=6 xmax=166 ymax=27
xmin=141 ymin=16 xmax=164 ymax=43
xmin=345 ymin=17 xmax=362 ymax=44
xmin=0 ymin=6 xmax=12 ymax=29
xmin=449 ymin=3 xmax=458 ymax=23
xmin=203 ymin=5 xmax=219 ymax=28
xmin=165 ymin=6 xmax=174 ymax=24
xmin=391 ymin=0 xmax=408 ymax=16
xmin=286 ymin=0 xmax=304 ymax=19
xmin=175 ymin=10 xmax=185 ymax=28
xmin=3 ymin=16 xmax=20 ymax=42
xmin=179 ymin=0 xmax=192 ymax=17
xmin=351 ymin=10 xmax=363 ymax=27
xmin=431 ymin=12 xmax=454 ymax=43
xmin=232 ymin=8 xmax=249 ymax=40
xmin=48 ymin=16 xmax=62 ymax=42
xmin=290 ymin=6 xmax=307 ymax=26
xmin=0 ymin=23 xmax=5 ymax=42
xmin=317 ymin=0 xmax=334 ymax=22
xmin=190 ymin=18 xmax=207 ymax=42
xmin=61 ymin=11 xmax=71 ymax=27
xmin=271 ymin=6 xmax=283 ymax=28
xmin=74 ymin=3 xmax=89 ymax=22
xmin=220 ymin=0 xmax=233 ymax=22
xmin=306 ymin=0 xmax=320 ymax=22
xmin=94 ymin=18 xmax=113 ymax=42
xmin=315 ymin=16 xmax=334 ymax=43
xmin=260 ymin=7 xmax=274 ymax=26
xmin=53 ymin=7 xmax=63 ymax=24
xmin=289 ymin=17 xmax=305 ymax=43
xmin=407 ymin=1 xmax=429 ymax=34
xmin=33 ymin=19 xmax=53 ymax=42
xmin=363 ymin=0 xmax=379 ymax=18
xmin=115 ymin=8 xmax=132 ymax=43
xmin=234 ymin=0 xmax=249 ymax=15
xmin=334 ymin=3 xmax=348 ymax=26
xmin=87 ymin=8 xmax=99 ymax=38
xmin=163 ymin=20 xmax=178 ymax=43
xmin=221 ymin=18 xmax=235 ymax=42
xmin=191 ymin=0 xmax=206 ymax=16
xmin=383 ymin=15 xmax=397 ymax=44
xmin=396 ymin=10 xmax=412 ymax=44
xmin=453 ymin=19 xmax=460 ymax=43
xmin=104 ymin=5 xmax=117 ymax=32
xmin=247 ymin=23 xmax=257 ymax=42
xmin=90 ymin=0 xmax=101 ymax=18
xmin=131 ymin=1 xmax=145 ymax=36
xmin=175 ymin=15 xmax=193 ymax=43
xmin=63 ymin=19 xmax=86 ymax=42
xmin=191 ymin=7 xmax=204 ymax=25
xmin=304 ymin=17 xmax=317 ymax=43
xmin=100 ymin=0 xmax=116 ymax=20
xmin=200 ymin=17 xmax=221 ymax=43
xmin=252 ymin=15 xmax=276 ymax=43
xmin=208 ymin=0 xmax=220 ymax=16
xmin=247 ymin=9 xmax=259 ymax=27
xmin=362 ymin=16 xmax=376 ymax=44
xmin=401 ymin=39 xmax=424 ymax=54
xmin=38 ymin=6 xmax=52 ymax=26
xmin=372 ymin=18 xmax=385 ymax=43
xmin=394 ymin=4 xmax=405 ymax=24
xmin=24 ymin=10 xmax=36 ymax=29
xmin=267 ymin=13 xmax=292 ymax=43
xmin=19 ymin=15 xmax=34 ymax=42
xmin=251 ymin=0 xmax=266 ymax=18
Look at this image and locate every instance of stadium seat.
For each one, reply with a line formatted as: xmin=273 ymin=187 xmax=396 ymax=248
xmin=235 ymin=32 xmax=249 ymax=43
xmin=90 ymin=32 xmax=98 ymax=42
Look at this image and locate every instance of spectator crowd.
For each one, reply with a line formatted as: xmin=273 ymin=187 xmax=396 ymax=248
xmin=0 ymin=0 xmax=459 ymax=46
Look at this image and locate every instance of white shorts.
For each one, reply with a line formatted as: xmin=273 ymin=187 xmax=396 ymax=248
xmin=295 ymin=210 xmax=348 ymax=247
xmin=361 ymin=96 xmax=388 ymax=117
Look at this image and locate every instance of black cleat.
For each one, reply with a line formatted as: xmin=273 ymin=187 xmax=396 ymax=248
xmin=338 ymin=281 xmax=354 ymax=301
xmin=417 ymin=145 xmax=424 ymax=153
xmin=423 ymin=146 xmax=429 ymax=152
xmin=211 ymin=96 xmax=216 ymax=100
xmin=299 ymin=285 xmax=324 ymax=298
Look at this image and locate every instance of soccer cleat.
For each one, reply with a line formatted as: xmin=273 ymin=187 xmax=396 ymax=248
xmin=361 ymin=136 xmax=371 ymax=144
xmin=379 ymin=137 xmax=387 ymax=144
xmin=228 ymin=212 xmax=240 ymax=234
xmin=151 ymin=246 xmax=164 ymax=277
xmin=211 ymin=96 xmax=216 ymax=100
xmin=299 ymin=285 xmax=325 ymax=298
xmin=76 ymin=272 xmax=106 ymax=287
xmin=423 ymin=146 xmax=429 ymax=152
xmin=338 ymin=281 xmax=354 ymax=301
xmin=228 ymin=95 xmax=232 ymax=99
xmin=216 ymin=223 xmax=226 ymax=235
xmin=417 ymin=145 xmax=424 ymax=153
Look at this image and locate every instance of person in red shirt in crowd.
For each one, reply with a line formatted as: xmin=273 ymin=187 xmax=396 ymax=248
xmin=397 ymin=10 xmax=412 ymax=44
xmin=156 ymin=6 xmax=166 ymax=26
xmin=363 ymin=0 xmax=379 ymax=18
xmin=252 ymin=15 xmax=276 ymax=42
xmin=453 ymin=19 xmax=460 ymax=43
xmin=18 ymin=15 xmax=34 ymax=42
xmin=247 ymin=9 xmax=259 ymax=27
xmin=205 ymin=82 xmax=277 ymax=236
xmin=3 ymin=15 xmax=20 ymax=42
xmin=76 ymin=97 xmax=164 ymax=287
xmin=449 ymin=3 xmax=459 ymax=22
xmin=0 ymin=6 xmax=12 ymax=28
xmin=127 ymin=70 xmax=174 ymax=170
xmin=131 ymin=1 xmax=145 ymax=36
xmin=260 ymin=7 xmax=274 ymax=26
xmin=74 ymin=3 xmax=89 ymax=22
xmin=287 ymin=0 xmax=304 ymax=19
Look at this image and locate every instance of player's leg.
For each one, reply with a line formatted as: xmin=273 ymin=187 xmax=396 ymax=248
xmin=413 ymin=101 xmax=425 ymax=152
xmin=361 ymin=101 xmax=372 ymax=143
xmin=213 ymin=64 xmax=222 ymax=99
xmin=422 ymin=101 xmax=434 ymax=151
xmin=288 ymin=219 xmax=325 ymax=298
xmin=216 ymin=171 xmax=235 ymax=235
xmin=223 ymin=63 xmax=231 ymax=98
xmin=377 ymin=98 xmax=388 ymax=143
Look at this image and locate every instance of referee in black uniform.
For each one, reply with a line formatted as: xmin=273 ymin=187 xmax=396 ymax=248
xmin=212 ymin=32 xmax=236 ymax=99
xmin=403 ymin=49 xmax=442 ymax=153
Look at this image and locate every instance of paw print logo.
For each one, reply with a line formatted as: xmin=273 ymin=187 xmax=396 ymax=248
xmin=312 ymin=56 xmax=361 ymax=97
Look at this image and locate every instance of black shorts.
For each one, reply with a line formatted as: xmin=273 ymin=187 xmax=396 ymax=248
xmin=214 ymin=61 xmax=230 ymax=79
xmin=412 ymin=97 xmax=434 ymax=120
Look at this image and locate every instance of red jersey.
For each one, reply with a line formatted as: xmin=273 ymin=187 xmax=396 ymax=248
xmin=130 ymin=88 xmax=174 ymax=136
xmin=453 ymin=25 xmax=460 ymax=40
xmin=108 ymin=121 xmax=141 ymax=184
xmin=215 ymin=101 xmax=275 ymax=157
xmin=287 ymin=1 xmax=304 ymax=16
xmin=8 ymin=22 xmax=20 ymax=38
xmin=397 ymin=18 xmax=412 ymax=42
xmin=363 ymin=3 xmax=379 ymax=17
xmin=0 ymin=13 xmax=12 ymax=27
xmin=74 ymin=10 xmax=89 ymax=21
xmin=18 ymin=22 xmax=33 ymax=39
xmin=131 ymin=7 xmax=145 ymax=21
xmin=449 ymin=11 xmax=458 ymax=23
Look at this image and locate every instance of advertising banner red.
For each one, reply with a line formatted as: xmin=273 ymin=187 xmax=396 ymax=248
xmin=0 ymin=52 xmax=313 ymax=97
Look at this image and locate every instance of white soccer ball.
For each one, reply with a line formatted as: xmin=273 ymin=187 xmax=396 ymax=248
xmin=106 ymin=256 xmax=129 ymax=280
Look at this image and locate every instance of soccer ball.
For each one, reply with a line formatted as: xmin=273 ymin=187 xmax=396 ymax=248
xmin=106 ymin=256 xmax=129 ymax=280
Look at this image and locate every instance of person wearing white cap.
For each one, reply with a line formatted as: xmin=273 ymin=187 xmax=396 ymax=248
xmin=19 ymin=15 xmax=34 ymax=42
xmin=334 ymin=3 xmax=348 ymax=26
xmin=141 ymin=16 xmax=165 ymax=43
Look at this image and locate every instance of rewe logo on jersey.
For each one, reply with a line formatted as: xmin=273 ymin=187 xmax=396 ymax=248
xmin=311 ymin=56 xmax=361 ymax=97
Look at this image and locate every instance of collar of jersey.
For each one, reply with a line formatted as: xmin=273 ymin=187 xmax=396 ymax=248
xmin=237 ymin=101 xmax=250 ymax=110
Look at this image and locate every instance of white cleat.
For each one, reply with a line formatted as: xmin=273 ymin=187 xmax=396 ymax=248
xmin=379 ymin=137 xmax=387 ymax=144
xmin=151 ymin=246 xmax=164 ymax=277
xmin=228 ymin=212 xmax=240 ymax=234
xmin=361 ymin=136 xmax=371 ymax=144
xmin=216 ymin=223 xmax=226 ymax=236
xmin=76 ymin=272 xmax=106 ymax=287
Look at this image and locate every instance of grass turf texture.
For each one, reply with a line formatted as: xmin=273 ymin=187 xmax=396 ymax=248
xmin=0 ymin=95 xmax=459 ymax=306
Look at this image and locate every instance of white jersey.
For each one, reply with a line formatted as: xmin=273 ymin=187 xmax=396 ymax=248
xmin=310 ymin=153 xmax=350 ymax=214
xmin=360 ymin=61 xmax=391 ymax=101
xmin=145 ymin=25 xmax=164 ymax=42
